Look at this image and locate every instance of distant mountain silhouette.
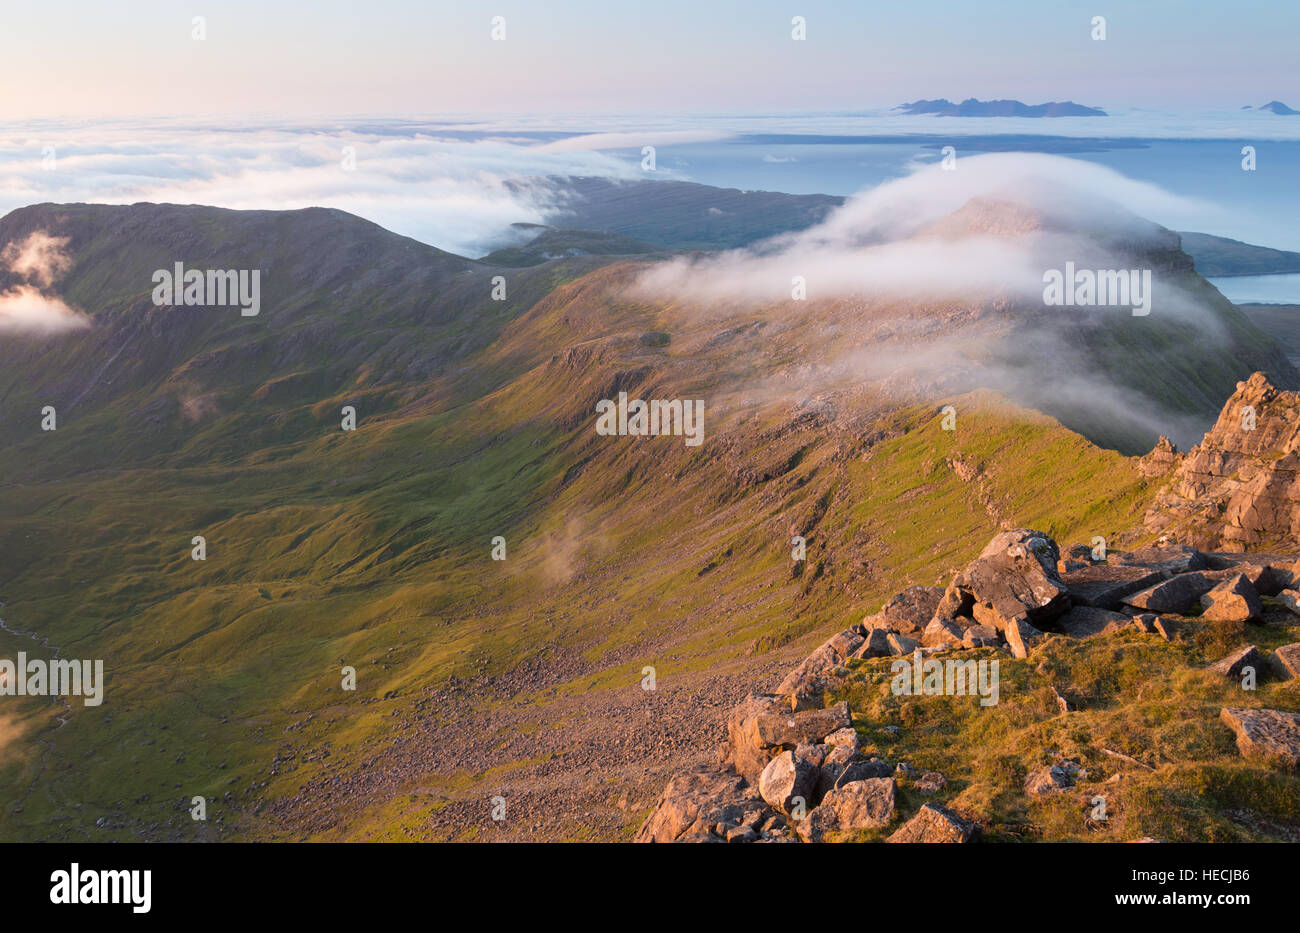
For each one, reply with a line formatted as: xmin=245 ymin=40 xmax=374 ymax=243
xmin=1251 ymin=100 xmax=1299 ymax=115
xmin=897 ymin=98 xmax=1107 ymax=117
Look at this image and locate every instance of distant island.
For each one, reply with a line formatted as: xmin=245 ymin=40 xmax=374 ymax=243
xmin=897 ymin=98 xmax=1107 ymax=117
xmin=1243 ymin=100 xmax=1299 ymax=115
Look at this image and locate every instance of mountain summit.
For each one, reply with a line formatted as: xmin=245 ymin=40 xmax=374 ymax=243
xmin=897 ymin=98 xmax=1107 ymax=117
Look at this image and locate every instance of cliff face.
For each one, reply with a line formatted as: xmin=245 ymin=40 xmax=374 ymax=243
xmin=1146 ymin=372 xmax=1300 ymax=550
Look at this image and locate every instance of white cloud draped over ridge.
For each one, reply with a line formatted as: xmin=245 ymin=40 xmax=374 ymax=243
xmin=0 ymin=121 xmax=658 ymax=258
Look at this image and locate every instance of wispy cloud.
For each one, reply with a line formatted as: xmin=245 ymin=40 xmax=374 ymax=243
xmin=0 ymin=231 xmax=87 ymax=334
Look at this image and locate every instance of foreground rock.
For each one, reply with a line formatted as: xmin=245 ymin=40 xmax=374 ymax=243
xmin=797 ymin=777 xmax=896 ymax=842
xmin=936 ymin=529 xmax=1069 ymax=635
xmin=1113 ymin=543 xmax=1207 ymax=575
xmin=1220 ymin=708 xmax=1300 ymax=770
xmin=886 ymin=802 xmax=980 ymax=843
xmin=873 ymin=586 xmax=944 ymax=637
xmin=1208 ymin=645 xmax=1263 ymax=679
xmin=1121 ymin=572 xmax=1213 ymax=614
xmin=1272 ymin=643 xmax=1300 ymax=680
xmin=634 ymin=766 xmax=765 ymax=843
xmin=1055 ymin=605 xmax=1130 ymax=638
xmin=1199 ymin=574 xmax=1263 ymax=622
xmin=726 ymin=695 xmax=852 ymax=785
xmin=758 ymin=749 xmax=820 ymax=815
xmin=1060 ymin=563 xmax=1162 ymax=610
xmin=775 ymin=628 xmax=862 ymax=705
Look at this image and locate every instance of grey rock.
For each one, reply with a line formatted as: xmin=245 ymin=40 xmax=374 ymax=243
xmin=1208 ymin=645 xmax=1263 ymax=679
xmin=797 ymin=777 xmax=896 ymax=842
xmin=1220 ymin=707 xmax=1300 ymax=769
xmin=1061 ymin=564 xmax=1163 ymax=610
xmin=759 ymin=750 xmax=820 ymax=815
xmin=1055 ymin=605 xmax=1130 ymax=638
xmin=878 ymin=586 xmax=945 ymax=636
xmin=886 ymin=802 xmax=979 ymax=843
xmin=634 ymin=766 xmax=763 ymax=843
xmin=940 ymin=529 xmax=1069 ymax=631
xmin=1200 ymin=574 xmax=1263 ymax=622
xmin=1121 ymin=572 xmax=1214 ymax=614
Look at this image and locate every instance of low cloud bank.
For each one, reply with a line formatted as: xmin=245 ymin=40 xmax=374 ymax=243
xmin=0 ymin=123 xmax=656 ymax=258
xmin=635 ymin=153 xmax=1244 ymax=452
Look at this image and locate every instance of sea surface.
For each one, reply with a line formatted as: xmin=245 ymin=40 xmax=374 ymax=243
xmin=1208 ymin=273 xmax=1300 ymax=305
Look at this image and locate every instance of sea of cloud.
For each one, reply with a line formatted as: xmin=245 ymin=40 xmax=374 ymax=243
xmin=0 ymin=120 xmax=688 ymax=260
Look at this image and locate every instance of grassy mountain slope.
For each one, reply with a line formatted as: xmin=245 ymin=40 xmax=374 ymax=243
xmin=0 ymin=199 xmax=1288 ymax=841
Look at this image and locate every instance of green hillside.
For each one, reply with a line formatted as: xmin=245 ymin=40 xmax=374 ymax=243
xmin=0 ymin=200 xmax=1288 ymax=841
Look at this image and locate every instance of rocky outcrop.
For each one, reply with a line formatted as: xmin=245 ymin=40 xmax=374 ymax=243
xmin=1146 ymin=372 xmax=1300 ymax=549
xmin=1137 ymin=435 xmax=1181 ymax=478
xmin=634 ymin=766 xmax=764 ymax=843
xmin=725 ymin=695 xmax=851 ymax=785
xmin=637 ymin=505 xmax=1300 ymax=843
xmin=1121 ymin=572 xmax=1214 ymax=614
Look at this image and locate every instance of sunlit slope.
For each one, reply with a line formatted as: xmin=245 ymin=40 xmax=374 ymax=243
xmin=0 ymin=206 xmax=1161 ymax=838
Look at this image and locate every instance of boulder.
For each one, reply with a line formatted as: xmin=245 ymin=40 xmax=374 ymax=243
xmin=1277 ymin=589 xmax=1300 ymax=615
xmin=1200 ymin=574 xmax=1263 ymax=622
xmin=1121 ymin=572 xmax=1214 ymax=614
xmin=1131 ymin=613 xmax=1159 ymax=634
xmin=887 ymin=633 xmax=922 ymax=656
xmin=797 ymin=777 xmax=896 ymax=842
xmin=634 ymin=766 xmax=764 ymax=843
xmin=823 ymin=727 xmax=860 ymax=751
xmin=851 ymin=626 xmax=893 ymax=658
xmin=1025 ymin=763 xmax=1072 ymax=796
xmin=922 ymin=617 xmax=964 ymax=648
xmin=1055 ymin=605 xmax=1130 ymax=638
xmin=759 ymin=749 xmax=820 ymax=815
xmin=1230 ymin=563 xmax=1280 ymax=597
xmin=939 ymin=530 xmax=1070 ymax=631
xmin=1153 ymin=617 xmax=1182 ymax=641
xmin=1220 ymin=708 xmax=1300 ymax=770
xmin=1271 ymin=643 xmax=1300 ymax=680
xmin=962 ymin=623 xmax=1000 ymax=648
xmin=1060 ymin=563 xmax=1163 ymax=610
xmin=776 ymin=627 xmax=864 ymax=702
xmin=1208 ymin=645 xmax=1263 ymax=679
xmin=816 ymin=746 xmax=889 ymax=798
xmin=759 ymin=748 xmax=816 ymax=816
xmin=878 ymin=586 xmax=945 ymax=636
xmin=1113 ymin=544 xmax=1207 ymax=575
xmin=886 ymin=802 xmax=979 ymax=843
xmin=725 ymin=695 xmax=852 ymax=784
xmin=914 ymin=771 xmax=947 ymax=794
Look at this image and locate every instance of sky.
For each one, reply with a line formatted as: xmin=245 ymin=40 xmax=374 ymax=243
xmin=1 ymin=0 xmax=1297 ymax=119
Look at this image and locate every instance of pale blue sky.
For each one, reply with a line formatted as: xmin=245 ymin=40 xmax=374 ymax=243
xmin=1 ymin=0 xmax=1296 ymax=118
